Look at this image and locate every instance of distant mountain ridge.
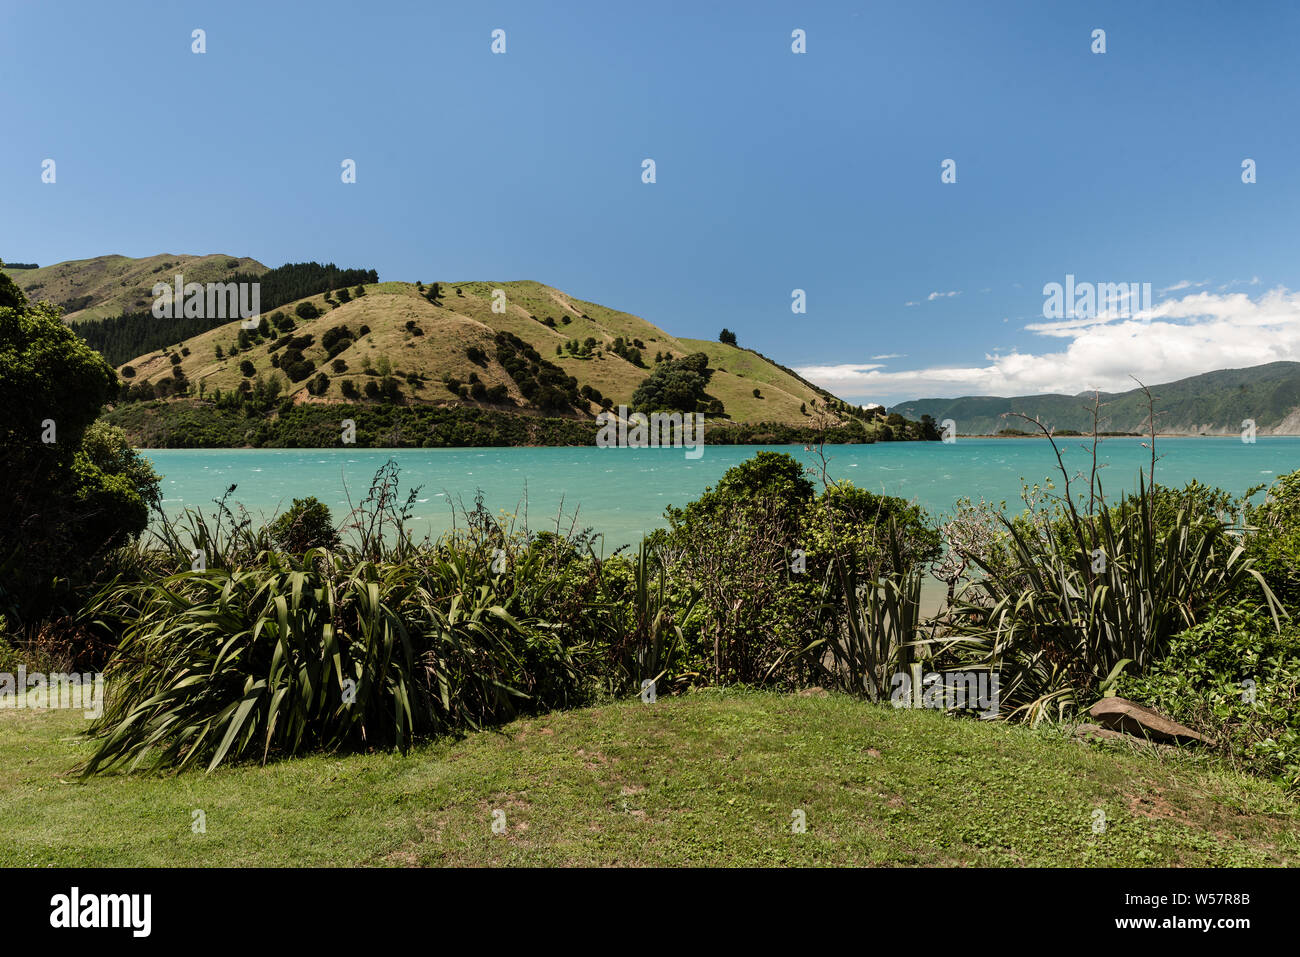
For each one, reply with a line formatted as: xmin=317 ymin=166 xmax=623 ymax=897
xmin=888 ymin=362 xmax=1300 ymax=435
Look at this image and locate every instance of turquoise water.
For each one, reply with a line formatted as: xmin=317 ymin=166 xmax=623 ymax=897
xmin=143 ymin=438 xmax=1300 ymax=548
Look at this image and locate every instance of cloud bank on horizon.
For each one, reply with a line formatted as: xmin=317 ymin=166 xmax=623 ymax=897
xmin=798 ymin=284 xmax=1300 ymax=406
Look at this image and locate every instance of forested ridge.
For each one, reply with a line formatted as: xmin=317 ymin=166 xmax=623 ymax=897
xmin=72 ymin=262 xmax=379 ymax=365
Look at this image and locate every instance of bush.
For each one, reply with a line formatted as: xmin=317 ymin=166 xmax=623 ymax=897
xmin=321 ymin=325 xmax=353 ymax=357
xmin=0 ymin=277 xmax=156 ymax=622
xmin=239 ymin=359 xmax=255 ymax=377
xmin=661 ymin=452 xmax=818 ymax=686
xmin=295 ymin=301 xmax=319 ymax=321
xmin=1246 ymin=469 xmax=1300 ymax=611
xmin=80 ymin=493 xmax=599 ymax=773
xmin=631 ymin=352 xmax=713 ymax=413
xmin=266 ymin=496 xmax=341 ymax=553
xmin=1117 ymin=603 xmax=1300 ymax=791
xmin=942 ymin=463 xmax=1278 ymax=723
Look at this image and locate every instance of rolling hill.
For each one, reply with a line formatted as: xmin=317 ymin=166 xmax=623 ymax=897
xmin=5 ymin=254 xmax=912 ymax=444
xmin=111 ymin=277 xmax=857 ymax=428
xmin=8 ymin=253 xmax=266 ymax=321
xmin=889 ymin=362 xmax=1300 ymax=436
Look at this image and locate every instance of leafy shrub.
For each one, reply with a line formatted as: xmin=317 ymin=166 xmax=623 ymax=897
xmin=1117 ymin=603 xmax=1300 ymax=791
xmin=266 ymin=497 xmax=341 ymax=553
xmin=661 ymin=453 xmax=818 ymax=686
xmin=1246 ymin=469 xmax=1300 ymax=611
xmin=80 ymin=475 xmax=610 ymax=773
xmin=940 ymin=429 xmax=1280 ymax=723
xmin=321 ymin=325 xmax=353 ymax=357
xmin=0 ymin=279 xmax=156 ymax=622
xmin=631 ymin=353 xmax=714 ymax=413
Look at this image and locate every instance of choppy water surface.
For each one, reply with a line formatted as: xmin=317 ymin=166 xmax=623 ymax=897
xmin=142 ymin=438 xmax=1300 ymax=548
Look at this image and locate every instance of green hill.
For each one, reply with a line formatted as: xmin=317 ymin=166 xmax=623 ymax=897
xmin=7 ymin=253 xmax=266 ymax=321
xmin=889 ymin=362 xmax=1300 ymax=436
xmin=116 ymin=278 xmax=856 ymax=428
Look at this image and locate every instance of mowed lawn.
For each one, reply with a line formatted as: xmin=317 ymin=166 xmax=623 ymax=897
xmin=0 ymin=689 xmax=1296 ymax=867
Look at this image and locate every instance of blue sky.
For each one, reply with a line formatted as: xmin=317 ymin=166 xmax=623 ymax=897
xmin=4 ymin=0 xmax=1300 ymax=404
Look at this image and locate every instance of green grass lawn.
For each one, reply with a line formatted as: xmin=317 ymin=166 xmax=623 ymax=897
xmin=1 ymin=688 xmax=1295 ymax=867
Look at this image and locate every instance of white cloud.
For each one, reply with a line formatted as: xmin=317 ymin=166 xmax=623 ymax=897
xmin=795 ymin=285 xmax=1300 ymax=404
xmin=1217 ymin=276 xmax=1262 ymax=291
xmin=870 ymin=353 xmax=906 ymax=360
xmin=926 ymin=290 xmax=961 ymax=300
xmin=1157 ymin=279 xmax=1208 ymax=294
xmin=904 ymin=300 xmax=919 ymax=307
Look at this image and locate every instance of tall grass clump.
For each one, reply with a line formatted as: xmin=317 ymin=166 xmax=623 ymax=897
xmin=80 ymin=464 xmax=621 ymax=773
xmin=938 ymin=392 xmax=1283 ymax=723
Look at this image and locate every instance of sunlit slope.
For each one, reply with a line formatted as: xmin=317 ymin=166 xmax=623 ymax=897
xmin=8 ymin=253 xmax=266 ymax=321
xmin=121 ymin=280 xmax=840 ymax=425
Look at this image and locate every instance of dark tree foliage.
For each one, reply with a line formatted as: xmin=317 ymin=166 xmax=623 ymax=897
xmin=0 ymin=273 xmax=157 ymax=621
xmin=72 ymin=262 xmax=378 ymax=366
xmin=630 ymin=352 xmax=715 ymax=413
xmin=609 ymin=336 xmax=646 ymax=367
xmin=719 ymin=328 xmax=737 ymax=345
xmin=266 ymin=497 xmax=341 ymax=553
xmin=494 ymin=331 xmax=581 ymax=412
xmin=321 ymin=324 xmax=354 ymax=357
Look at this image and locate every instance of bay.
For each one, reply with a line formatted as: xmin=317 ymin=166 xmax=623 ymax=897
xmin=142 ymin=437 xmax=1300 ymax=549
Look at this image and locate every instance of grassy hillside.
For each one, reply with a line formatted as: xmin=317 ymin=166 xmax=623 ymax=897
xmin=890 ymin=361 xmax=1300 ymax=435
xmin=7 ymin=253 xmax=266 ymax=321
xmin=120 ymin=280 xmax=848 ymax=427
xmin=1 ymin=689 xmax=1294 ymax=866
